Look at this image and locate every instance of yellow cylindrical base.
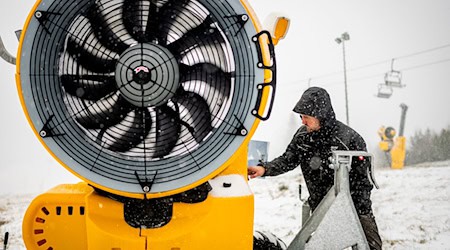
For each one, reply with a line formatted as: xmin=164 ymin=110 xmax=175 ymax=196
xmin=391 ymin=136 xmax=406 ymax=169
xmin=23 ymin=182 xmax=254 ymax=250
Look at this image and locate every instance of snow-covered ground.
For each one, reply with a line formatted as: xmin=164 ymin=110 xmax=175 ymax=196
xmin=1 ymin=161 xmax=449 ymax=249
xmin=251 ymin=161 xmax=450 ymax=249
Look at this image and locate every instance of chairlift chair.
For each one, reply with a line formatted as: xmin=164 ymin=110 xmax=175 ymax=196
xmin=384 ymin=70 xmax=403 ymax=87
xmin=376 ymin=83 xmax=393 ymax=98
xmin=384 ymin=59 xmax=404 ymax=88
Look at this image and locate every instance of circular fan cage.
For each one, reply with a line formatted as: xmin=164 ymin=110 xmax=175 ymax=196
xmin=19 ymin=0 xmax=267 ymax=197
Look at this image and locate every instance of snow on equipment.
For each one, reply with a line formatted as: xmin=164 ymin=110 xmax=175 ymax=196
xmin=8 ymin=0 xmax=290 ymax=249
xmin=289 ymin=151 xmax=378 ymax=250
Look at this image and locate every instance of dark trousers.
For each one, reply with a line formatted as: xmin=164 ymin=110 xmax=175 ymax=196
xmin=359 ymin=213 xmax=382 ymax=250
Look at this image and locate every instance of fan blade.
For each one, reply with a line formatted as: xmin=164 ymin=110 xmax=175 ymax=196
xmin=174 ymin=90 xmax=212 ymax=143
xmin=158 ymin=0 xmax=204 ymax=45
xmin=180 ymin=40 xmax=230 ymax=73
xmin=61 ymin=74 xmax=117 ymax=101
xmin=143 ymin=0 xmax=161 ymax=42
xmin=153 ymin=104 xmax=181 ymax=158
xmin=121 ymin=0 xmax=166 ymax=43
xmin=101 ymin=108 xmax=152 ymax=152
xmin=169 ymin=15 xmax=230 ymax=73
xmin=122 ymin=0 xmax=151 ymax=42
xmin=86 ymin=0 xmax=137 ymax=53
xmin=179 ymin=62 xmax=231 ymax=82
xmin=74 ymin=92 xmax=133 ymax=129
xmin=66 ymin=15 xmax=119 ymax=73
xmin=167 ymin=15 xmax=220 ymax=56
xmin=179 ymin=63 xmax=232 ymax=127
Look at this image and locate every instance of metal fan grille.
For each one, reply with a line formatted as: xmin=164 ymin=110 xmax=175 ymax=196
xmin=20 ymin=0 xmax=264 ymax=195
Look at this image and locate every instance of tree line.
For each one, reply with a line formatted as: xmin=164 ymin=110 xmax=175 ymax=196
xmin=405 ymin=125 xmax=450 ymax=165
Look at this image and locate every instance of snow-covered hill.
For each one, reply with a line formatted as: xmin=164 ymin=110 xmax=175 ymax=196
xmin=1 ymin=162 xmax=449 ymax=249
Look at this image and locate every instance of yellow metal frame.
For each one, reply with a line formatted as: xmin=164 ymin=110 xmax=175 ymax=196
xmin=23 ymin=182 xmax=254 ymax=250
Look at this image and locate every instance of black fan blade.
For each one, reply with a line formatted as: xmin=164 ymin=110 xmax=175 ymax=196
xmin=122 ymin=0 xmax=165 ymax=43
xmin=85 ymin=1 xmax=136 ymax=53
xmin=157 ymin=0 xmax=202 ymax=45
xmin=153 ymin=104 xmax=181 ymax=158
xmin=66 ymin=15 xmax=119 ymax=73
xmin=181 ymin=41 xmax=229 ymax=73
xmin=143 ymin=0 xmax=161 ymax=42
xmin=168 ymin=14 xmax=229 ymax=72
xmin=179 ymin=63 xmax=232 ymax=127
xmin=101 ymin=108 xmax=152 ymax=152
xmin=75 ymin=92 xmax=133 ymax=129
xmin=179 ymin=62 xmax=231 ymax=82
xmin=167 ymin=15 xmax=221 ymax=56
xmin=122 ymin=0 xmax=151 ymax=43
xmin=61 ymin=74 xmax=117 ymax=101
xmin=174 ymin=90 xmax=212 ymax=143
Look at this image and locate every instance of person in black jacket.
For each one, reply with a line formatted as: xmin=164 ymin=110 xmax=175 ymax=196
xmin=248 ymin=87 xmax=382 ymax=250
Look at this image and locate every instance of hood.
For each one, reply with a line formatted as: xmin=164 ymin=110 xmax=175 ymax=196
xmin=293 ymin=87 xmax=336 ymax=128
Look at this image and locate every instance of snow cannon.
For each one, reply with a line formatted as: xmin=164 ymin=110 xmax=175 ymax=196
xmin=377 ymin=126 xmax=396 ymax=152
xmin=15 ymin=0 xmax=288 ymax=249
xmin=377 ymin=103 xmax=408 ymax=169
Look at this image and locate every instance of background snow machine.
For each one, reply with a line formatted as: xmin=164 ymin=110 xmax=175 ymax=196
xmin=13 ymin=0 xmax=288 ymax=249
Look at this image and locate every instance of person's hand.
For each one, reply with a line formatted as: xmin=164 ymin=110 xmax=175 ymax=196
xmin=247 ymin=166 xmax=266 ymax=179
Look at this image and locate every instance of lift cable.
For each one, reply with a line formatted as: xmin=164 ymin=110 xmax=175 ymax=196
xmin=289 ymin=42 xmax=450 ymax=85
xmin=318 ymin=57 xmax=450 ymax=87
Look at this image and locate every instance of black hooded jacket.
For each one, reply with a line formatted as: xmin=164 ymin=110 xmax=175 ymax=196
xmin=262 ymin=87 xmax=374 ymax=215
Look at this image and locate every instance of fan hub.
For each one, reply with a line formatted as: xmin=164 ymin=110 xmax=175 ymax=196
xmin=133 ymin=66 xmax=152 ymax=85
xmin=115 ymin=43 xmax=180 ymax=107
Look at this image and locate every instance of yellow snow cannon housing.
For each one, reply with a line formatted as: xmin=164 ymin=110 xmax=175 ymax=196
xmin=378 ymin=126 xmax=396 ymax=152
xmin=377 ymin=104 xmax=408 ymax=169
xmin=18 ymin=0 xmax=277 ymax=249
xmin=378 ymin=126 xmax=406 ymax=169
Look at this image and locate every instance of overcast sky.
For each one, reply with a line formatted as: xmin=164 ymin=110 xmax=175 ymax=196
xmin=249 ymin=0 xmax=450 ymax=154
xmin=1 ymin=0 xmax=449 ymax=194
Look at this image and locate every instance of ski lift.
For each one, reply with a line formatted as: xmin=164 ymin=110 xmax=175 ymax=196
xmin=385 ymin=70 xmax=403 ymax=87
xmin=384 ymin=59 xmax=404 ymax=88
xmin=376 ymin=83 xmax=393 ymax=98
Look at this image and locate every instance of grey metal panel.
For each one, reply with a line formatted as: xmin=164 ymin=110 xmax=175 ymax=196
xmin=288 ymin=151 xmax=371 ymax=250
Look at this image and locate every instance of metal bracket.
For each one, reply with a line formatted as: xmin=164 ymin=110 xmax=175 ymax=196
xmin=39 ymin=115 xmax=65 ymax=138
xmin=224 ymin=115 xmax=248 ymax=136
xmin=15 ymin=30 xmax=22 ymax=41
xmin=134 ymin=170 xmax=158 ymax=195
xmin=330 ymin=150 xmax=379 ymax=189
xmin=224 ymin=14 xmax=249 ymax=36
xmin=34 ymin=10 xmax=60 ymax=34
xmin=0 ymin=35 xmax=16 ymax=65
